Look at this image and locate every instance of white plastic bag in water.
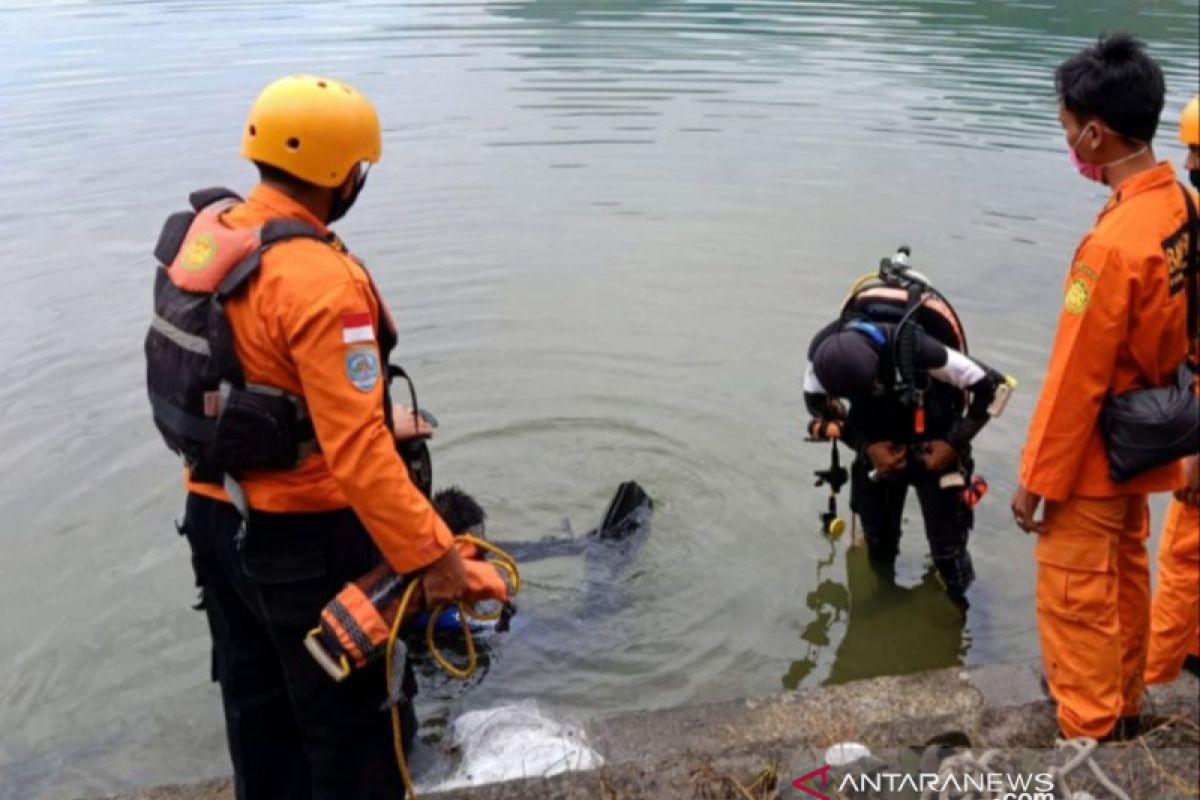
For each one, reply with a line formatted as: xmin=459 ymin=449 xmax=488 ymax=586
xmin=433 ymin=701 xmax=602 ymax=789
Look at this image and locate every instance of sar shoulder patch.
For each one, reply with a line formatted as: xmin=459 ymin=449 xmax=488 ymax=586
xmin=180 ymin=232 xmax=217 ymax=272
xmin=344 ymin=345 xmax=381 ymax=392
xmin=1064 ymin=278 xmax=1090 ymax=315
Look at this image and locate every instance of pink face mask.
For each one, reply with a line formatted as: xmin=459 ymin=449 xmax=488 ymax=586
xmin=1070 ymin=127 xmax=1106 ymax=182
xmin=1069 ymin=124 xmax=1148 ymax=184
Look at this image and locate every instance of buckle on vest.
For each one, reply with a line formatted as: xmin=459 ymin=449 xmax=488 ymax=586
xmin=846 ymin=319 xmax=886 ymax=348
xmin=203 ymin=390 xmax=222 ymax=418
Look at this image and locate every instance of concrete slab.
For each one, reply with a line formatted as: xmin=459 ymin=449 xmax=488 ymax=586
xmin=88 ymin=665 xmax=1198 ymax=800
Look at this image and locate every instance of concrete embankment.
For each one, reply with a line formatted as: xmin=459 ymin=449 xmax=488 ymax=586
xmin=96 ymin=664 xmax=1199 ymax=800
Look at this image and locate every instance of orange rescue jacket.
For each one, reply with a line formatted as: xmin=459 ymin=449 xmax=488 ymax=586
xmin=1020 ymin=162 xmax=1195 ymax=500
xmin=186 ymin=183 xmax=452 ymax=573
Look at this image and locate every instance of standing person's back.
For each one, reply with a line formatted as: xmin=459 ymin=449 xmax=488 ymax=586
xmin=1011 ymin=34 xmax=1192 ymax=741
xmin=146 ymin=75 xmax=471 ymax=799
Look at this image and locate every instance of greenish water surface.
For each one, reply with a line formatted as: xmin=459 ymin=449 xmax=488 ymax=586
xmin=0 ymin=1 xmax=1196 ymax=797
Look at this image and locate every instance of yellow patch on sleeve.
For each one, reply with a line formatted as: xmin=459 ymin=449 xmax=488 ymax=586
xmin=1064 ymin=278 xmax=1090 ymax=315
xmin=1070 ymin=261 xmax=1098 ymax=281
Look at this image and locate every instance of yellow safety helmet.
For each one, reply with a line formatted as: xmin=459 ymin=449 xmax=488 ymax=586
xmin=241 ymin=75 xmax=381 ymax=188
xmin=1181 ymin=95 xmax=1200 ymax=147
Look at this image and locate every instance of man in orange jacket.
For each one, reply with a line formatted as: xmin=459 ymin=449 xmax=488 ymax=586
xmin=147 ymin=76 xmax=470 ymax=799
xmin=1145 ymin=95 xmax=1200 ymax=686
xmin=1011 ymin=35 xmax=1192 ymax=741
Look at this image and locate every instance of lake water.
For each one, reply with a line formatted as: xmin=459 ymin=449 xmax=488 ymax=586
xmin=0 ymin=1 xmax=1196 ymax=797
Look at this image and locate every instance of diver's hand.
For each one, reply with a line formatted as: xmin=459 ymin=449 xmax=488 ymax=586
xmin=392 ymin=404 xmax=433 ymax=441
xmin=807 ymin=417 xmax=842 ymax=440
xmin=919 ymin=440 xmax=959 ymax=473
xmin=866 ymin=441 xmax=907 ymax=475
xmin=1174 ymin=455 xmax=1200 ymax=507
xmin=421 ymin=545 xmax=470 ymax=607
xmin=1010 ymin=484 xmax=1045 ymax=535
xmin=823 ymin=399 xmax=848 ymax=420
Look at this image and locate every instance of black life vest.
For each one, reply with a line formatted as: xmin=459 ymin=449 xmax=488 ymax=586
xmin=145 ymin=187 xmax=329 ymax=482
xmin=146 ymin=187 xmax=432 ymax=496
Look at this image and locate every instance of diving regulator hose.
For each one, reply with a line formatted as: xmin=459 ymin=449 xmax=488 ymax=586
xmin=387 ymin=535 xmax=521 ymax=798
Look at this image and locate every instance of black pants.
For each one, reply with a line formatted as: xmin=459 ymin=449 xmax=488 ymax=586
xmin=180 ymin=493 xmax=415 ymax=800
xmin=849 ymin=455 xmax=976 ymax=603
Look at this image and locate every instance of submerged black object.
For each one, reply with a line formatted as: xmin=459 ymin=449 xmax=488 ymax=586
xmin=592 ymin=480 xmax=653 ymax=540
xmin=487 ymin=481 xmax=654 ymax=563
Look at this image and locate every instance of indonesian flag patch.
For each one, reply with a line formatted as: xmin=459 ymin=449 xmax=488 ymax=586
xmin=342 ymin=311 xmax=375 ymax=344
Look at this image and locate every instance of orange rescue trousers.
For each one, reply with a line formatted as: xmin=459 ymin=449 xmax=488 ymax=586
xmin=1035 ymin=495 xmax=1151 ymax=740
xmin=1146 ymin=498 xmax=1200 ymax=685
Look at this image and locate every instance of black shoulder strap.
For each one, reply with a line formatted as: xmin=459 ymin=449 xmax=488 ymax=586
xmin=153 ymin=210 xmax=195 ymax=266
xmin=189 ymin=187 xmax=242 ymax=211
xmin=894 ymin=286 xmax=923 ymax=403
xmin=1179 ymin=183 xmax=1198 ymax=360
xmin=215 ymin=219 xmax=328 ymax=301
xmin=261 ymin=218 xmax=325 ymax=246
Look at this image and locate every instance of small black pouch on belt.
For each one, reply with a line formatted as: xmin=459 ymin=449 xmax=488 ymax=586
xmin=210 ymin=386 xmax=312 ymax=472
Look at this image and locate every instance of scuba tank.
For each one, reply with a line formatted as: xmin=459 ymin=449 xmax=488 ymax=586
xmin=841 ymin=246 xmax=970 ymax=438
xmin=841 ymin=246 xmax=968 ymax=355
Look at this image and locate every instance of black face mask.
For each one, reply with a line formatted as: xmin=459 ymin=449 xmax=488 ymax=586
xmin=1190 ymin=169 xmax=1200 ymax=191
xmin=327 ymin=165 xmax=369 ymax=224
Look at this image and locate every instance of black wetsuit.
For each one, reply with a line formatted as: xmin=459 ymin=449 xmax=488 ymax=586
xmin=803 ymin=320 xmax=1005 ymax=605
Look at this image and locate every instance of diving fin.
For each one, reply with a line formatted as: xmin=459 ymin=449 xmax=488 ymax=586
xmin=593 ymin=480 xmax=653 ymax=541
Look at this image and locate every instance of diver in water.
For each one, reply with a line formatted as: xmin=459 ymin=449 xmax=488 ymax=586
xmin=301 ymin=423 xmax=653 ymax=791
xmin=803 ymin=251 xmax=1011 ymax=609
xmin=305 ymin=413 xmax=654 ymax=669
xmin=431 ymin=480 xmax=653 ymax=619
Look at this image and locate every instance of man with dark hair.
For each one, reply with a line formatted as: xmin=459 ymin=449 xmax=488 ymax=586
xmin=1054 ymin=33 xmax=1165 ymax=149
xmin=1012 ymin=35 xmax=1193 ymax=741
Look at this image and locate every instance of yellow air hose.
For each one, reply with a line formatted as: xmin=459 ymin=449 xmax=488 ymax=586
xmin=843 ymin=271 xmax=880 ymax=304
xmin=385 ymin=536 xmax=521 ymax=798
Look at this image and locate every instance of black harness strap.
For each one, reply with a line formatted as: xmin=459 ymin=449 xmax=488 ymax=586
xmin=154 ymin=211 xmax=196 ymax=266
xmin=262 ymin=218 xmax=326 ymax=246
xmin=216 ymin=220 xmax=325 ymax=301
xmin=326 ymin=598 xmax=377 ymax=662
xmin=207 ymin=302 xmax=246 ymax=389
xmin=215 ymin=251 xmax=264 ymax=303
xmin=207 ymin=219 xmax=330 ymax=400
xmin=894 ymin=283 xmax=924 ymax=405
xmin=189 ymin=187 xmax=242 ymax=211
